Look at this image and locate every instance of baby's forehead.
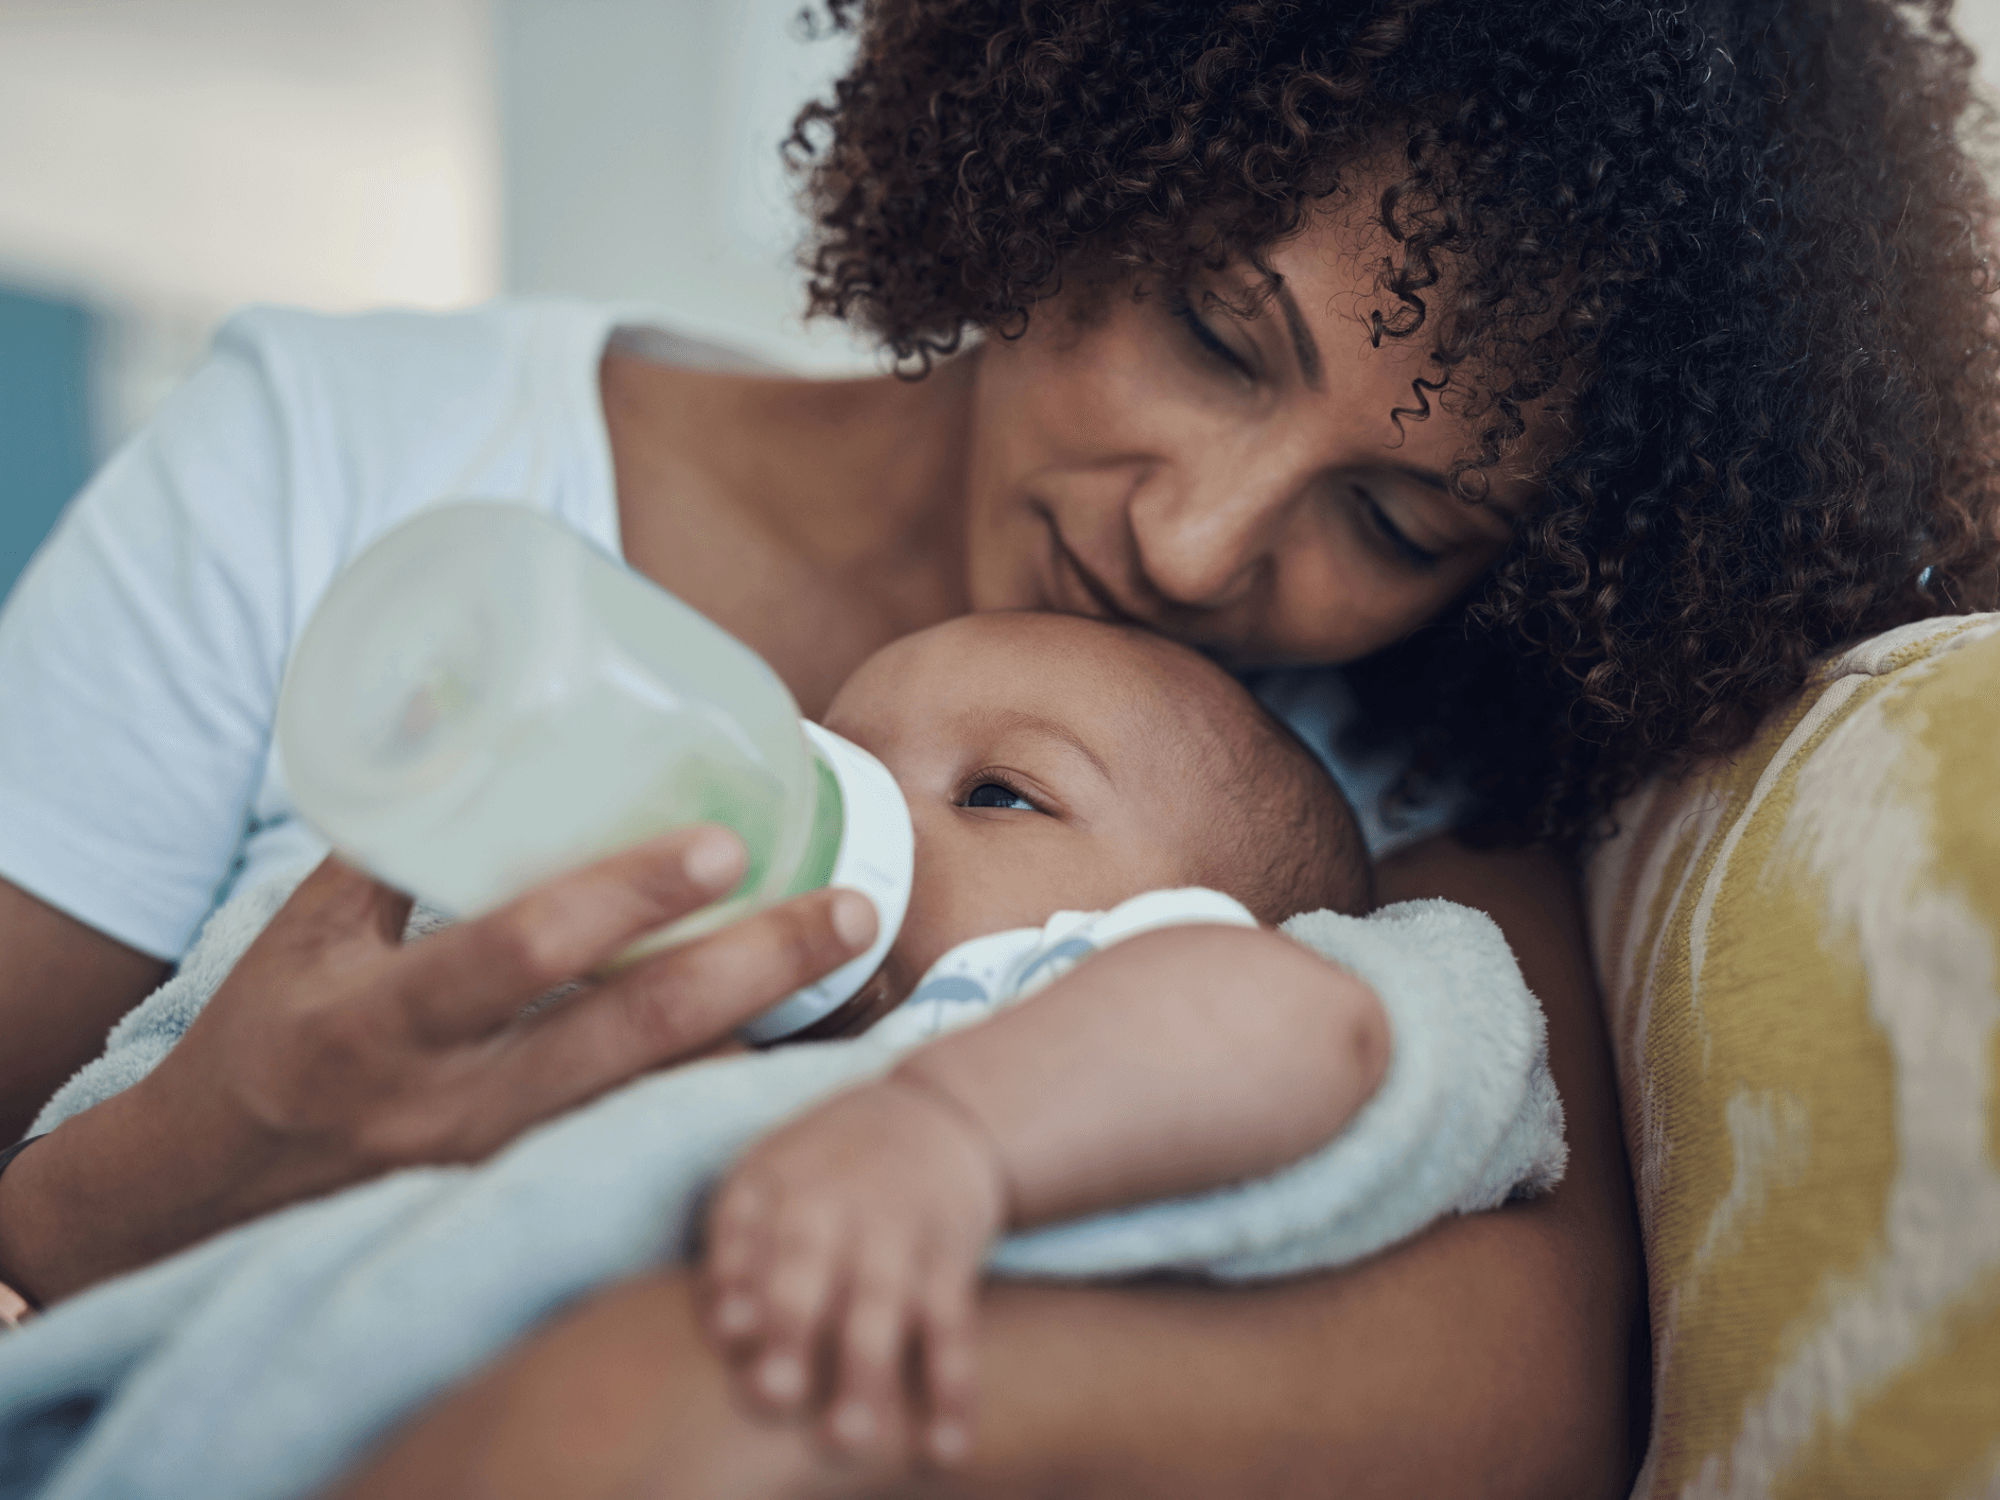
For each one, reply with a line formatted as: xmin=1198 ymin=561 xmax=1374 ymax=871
xmin=918 ymin=611 xmax=1216 ymax=682
xmin=923 ymin=615 xmax=1253 ymax=759
xmin=830 ymin=610 xmax=1266 ymax=772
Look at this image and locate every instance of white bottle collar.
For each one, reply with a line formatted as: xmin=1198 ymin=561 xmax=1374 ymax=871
xmin=736 ymin=723 xmax=914 ymax=1042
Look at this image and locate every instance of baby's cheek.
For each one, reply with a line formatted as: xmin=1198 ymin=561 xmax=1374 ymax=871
xmin=880 ymin=825 xmax=1029 ymax=1003
xmin=877 ymin=840 xmax=960 ymax=1004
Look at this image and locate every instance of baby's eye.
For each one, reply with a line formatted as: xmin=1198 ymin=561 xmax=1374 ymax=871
xmin=965 ymin=782 xmax=1039 ymax=812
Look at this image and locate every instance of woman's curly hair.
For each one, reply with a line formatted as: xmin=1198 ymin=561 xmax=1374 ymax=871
xmin=790 ymin=0 xmax=2000 ymax=846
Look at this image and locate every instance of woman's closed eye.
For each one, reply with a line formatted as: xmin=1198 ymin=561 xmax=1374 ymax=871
xmin=1354 ymin=485 xmax=1444 ymax=571
xmin=1170 ymin=294 xmax=1255 ymax=381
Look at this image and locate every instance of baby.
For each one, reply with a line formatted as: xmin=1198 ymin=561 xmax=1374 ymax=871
xmin=794 ymin=608 xmax=1373 ymax=1036
xmin=696 ymin=612 xmax=1416 ymax=1462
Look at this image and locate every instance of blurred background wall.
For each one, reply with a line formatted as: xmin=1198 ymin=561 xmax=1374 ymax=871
xmin=498 ymin=0 xmax=868 ymax=372
xmin=0 ymin=0 xmax=866 ymax=601
xmin=2 ymin=0 xmax=1998 ymax=599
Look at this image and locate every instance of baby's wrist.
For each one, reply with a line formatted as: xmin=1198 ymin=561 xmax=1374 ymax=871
xmin=877 ymin=1065 xmax=1012 ymax=1231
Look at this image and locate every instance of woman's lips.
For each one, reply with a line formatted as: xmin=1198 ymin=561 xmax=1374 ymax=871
xmin=1038 ymin=510 xmax=1145 ymax=626
xmin=1035 ymin=507 xmax=1256 ymax=664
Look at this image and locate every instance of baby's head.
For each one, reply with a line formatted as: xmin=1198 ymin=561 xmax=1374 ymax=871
xmin=821 ymin=612 xmax=1371 ymax=1006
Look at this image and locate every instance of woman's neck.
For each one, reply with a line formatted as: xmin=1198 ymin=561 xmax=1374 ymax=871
xmin=604 ymin=348 xmax=978 ymax=716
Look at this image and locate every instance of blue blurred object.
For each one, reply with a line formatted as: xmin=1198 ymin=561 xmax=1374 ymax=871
xmin=0 ymin=286 xmax=95 ymax=604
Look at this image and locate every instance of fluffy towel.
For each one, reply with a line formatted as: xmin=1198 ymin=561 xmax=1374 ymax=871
xmin=0 ymin=865 xmax=1563 ymax=1500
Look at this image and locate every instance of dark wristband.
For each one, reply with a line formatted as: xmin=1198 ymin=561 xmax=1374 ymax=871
xmin=0 ymin=1133 xmax=47 ymax=1323
xmin=0 ymin=1132 xmax=43 ymax=1181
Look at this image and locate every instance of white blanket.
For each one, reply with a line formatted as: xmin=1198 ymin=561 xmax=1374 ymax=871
xmin=0 ymin=865 xmax=1563 ymax=1500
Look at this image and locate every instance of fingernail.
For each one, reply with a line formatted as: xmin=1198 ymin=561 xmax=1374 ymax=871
xmin=715 ymin=1296 xmax=758 ymax=1336
xmin=757 ymin=1353 xmax=806 ymax=1403
xmin=833 ymin=1401 xmax=876 ymax=1447
xmin=684 ymin=832 xmax=743 ymax=891
xmin=930 ymin=1421 xmax=968 ymax=1463
xmin=830 ymin=890 xmax=876 ymax=950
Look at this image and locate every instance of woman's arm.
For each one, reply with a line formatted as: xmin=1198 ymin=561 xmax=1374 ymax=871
xmin=0 ymin=879 xmax=167 ymax=1145
xmin=330 ymin=837 xmax=1647 ymax=1499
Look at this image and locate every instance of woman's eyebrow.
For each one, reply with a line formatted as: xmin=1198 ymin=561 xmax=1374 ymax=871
xmin=1271 ymin=281 xmax=1325 ymax=392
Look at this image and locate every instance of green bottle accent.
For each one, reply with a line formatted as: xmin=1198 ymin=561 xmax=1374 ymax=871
xmin=602 ymin=744 xmax=841 ymax=905
xmin=779 ymin=754 xmax=845 ymax=898
xmin=601 ymin=754 xmax=774 ymax=891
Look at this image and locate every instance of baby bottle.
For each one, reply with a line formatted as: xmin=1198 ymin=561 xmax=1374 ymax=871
xmin=275 ymin=501 xmax=912 ymax=1043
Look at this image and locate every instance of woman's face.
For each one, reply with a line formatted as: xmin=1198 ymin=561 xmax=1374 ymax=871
xmin=960 ymin=209 xmax=1544 ymax=669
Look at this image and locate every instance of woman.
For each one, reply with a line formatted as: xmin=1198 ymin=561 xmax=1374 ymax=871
xmin=1 ymin=0 xmax=1994 ymax=1491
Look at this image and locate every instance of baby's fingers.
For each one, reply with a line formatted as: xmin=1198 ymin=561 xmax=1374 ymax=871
xmin=747 ymin=1201 xmax=843 ymax=1415
xmin=825 ymin=1235 xmax=918 ymax=1456
xmin=915 ymin=1258 xmax=980 ymax=1466
xmin=703 ymin=1179 xmax=772 ymax=1348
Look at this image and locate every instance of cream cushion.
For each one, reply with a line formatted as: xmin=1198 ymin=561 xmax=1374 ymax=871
xmin=1586 ymin=613 xmax=2000 ymax=1498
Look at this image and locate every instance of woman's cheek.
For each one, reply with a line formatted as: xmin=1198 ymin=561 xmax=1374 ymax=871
xmin=1251 ymin=558 xmax=1396 ymax=666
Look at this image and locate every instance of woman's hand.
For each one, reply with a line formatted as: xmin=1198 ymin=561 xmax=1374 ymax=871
xmin=702 ymin=1076 xmax=1006 ymax=1467
xmin=0 ymin=829 xmax=878 ymax=1306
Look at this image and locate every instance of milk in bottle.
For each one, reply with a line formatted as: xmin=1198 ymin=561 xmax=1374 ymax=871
xmin=275 ymin=501 xmax=911 ymax=1041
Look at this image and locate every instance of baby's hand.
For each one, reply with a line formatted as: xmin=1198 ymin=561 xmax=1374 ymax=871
xmin=701 ymin=1073 xmax=1008 ymax=1465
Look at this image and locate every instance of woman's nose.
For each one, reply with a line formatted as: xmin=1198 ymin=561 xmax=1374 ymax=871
xmin=1127 ymin=463 xmax=1285 ymax=610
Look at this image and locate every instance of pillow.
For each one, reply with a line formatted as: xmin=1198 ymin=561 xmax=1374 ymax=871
xmin=1586 ymin=612 xmax=2000 ymax=1498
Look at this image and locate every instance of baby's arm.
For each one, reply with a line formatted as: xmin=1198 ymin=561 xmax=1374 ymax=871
xmin=701 ymin=922 xmax=1387 ymax=1463
xmin=905 ymin=922 xmax=1388 ymax=1224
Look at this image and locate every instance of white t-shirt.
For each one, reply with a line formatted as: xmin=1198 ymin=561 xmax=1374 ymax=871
xmin=0 ymin=302 xmax=1430 ymax=961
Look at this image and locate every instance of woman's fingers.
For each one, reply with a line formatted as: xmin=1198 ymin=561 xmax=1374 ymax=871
xmin=598 ymin=884 xmax=876 ymax=1050
xmin=393 ymin=828 xmax=748 ymax=1041
xmin=481 ymin=885 xmax=877 ymax=1125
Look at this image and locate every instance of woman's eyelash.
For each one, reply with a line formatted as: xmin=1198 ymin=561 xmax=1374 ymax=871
xmin=1356 ymin=487 xmax=1445 ymax=570
xmin=1171 ymin=296 xmax=1253 ymax=377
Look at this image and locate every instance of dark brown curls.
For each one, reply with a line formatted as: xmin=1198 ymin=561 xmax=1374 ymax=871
xmin=790 ymin=0 xmax=2000 ymax=846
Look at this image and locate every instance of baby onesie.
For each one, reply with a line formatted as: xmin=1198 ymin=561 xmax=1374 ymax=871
xmin=881 ymin=886 xmax=1259 ymax=1044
